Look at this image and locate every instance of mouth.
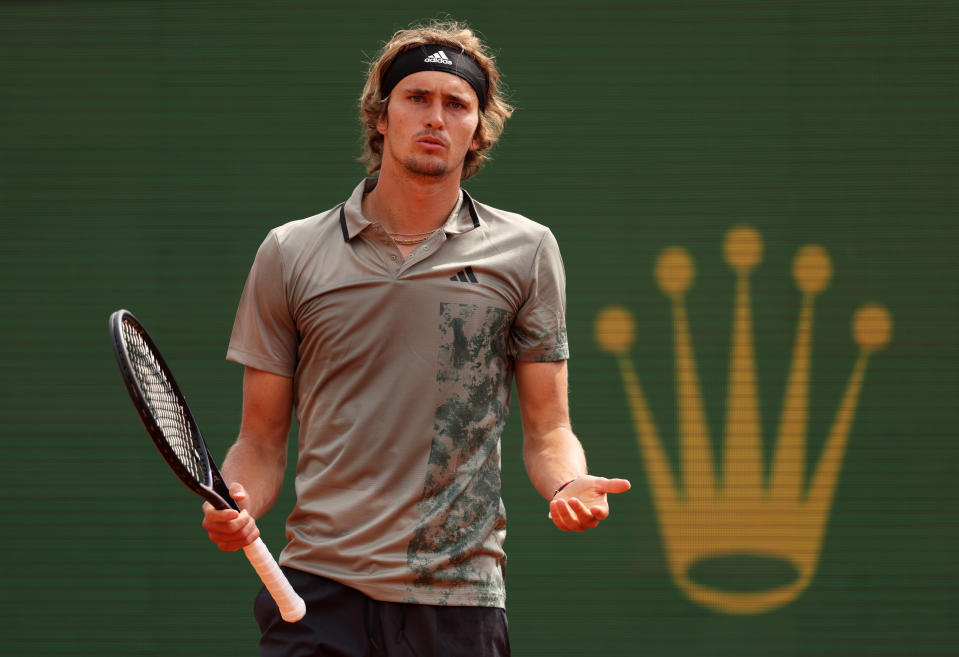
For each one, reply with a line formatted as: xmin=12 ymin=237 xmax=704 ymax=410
xmin=416 ymin=135 xmax=448 ymax=150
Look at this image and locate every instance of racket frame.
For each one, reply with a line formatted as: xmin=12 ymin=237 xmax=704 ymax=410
xmin=110 ymin=309 xmax=237 ymax=512
xmin=109 ymin=309 xmax=306 ymax=622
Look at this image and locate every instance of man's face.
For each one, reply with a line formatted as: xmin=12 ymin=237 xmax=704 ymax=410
xmin=377 ymin=70 xmax=481 ymax=179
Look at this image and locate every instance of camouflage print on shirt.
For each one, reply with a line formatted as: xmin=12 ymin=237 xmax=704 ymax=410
xmin=406 ymin=303 xmax=512 ymax=605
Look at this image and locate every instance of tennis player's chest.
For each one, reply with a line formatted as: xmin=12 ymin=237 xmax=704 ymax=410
xmin=291 ymin=235 xmax=524 ymax=318
xmin=291 ymin=256 xmax=518 ymax=358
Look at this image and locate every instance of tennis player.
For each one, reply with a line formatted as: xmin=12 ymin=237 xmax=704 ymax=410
xmin=202 ymin=19 xmax=630 ymax=656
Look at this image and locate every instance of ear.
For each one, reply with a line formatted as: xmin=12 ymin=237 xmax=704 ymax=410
xmin=376 ymin=107 xmax=389 ymax=136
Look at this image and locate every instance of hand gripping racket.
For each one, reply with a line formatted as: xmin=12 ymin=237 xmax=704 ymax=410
xmin=109 ymin=309 xmax=306 ymax=622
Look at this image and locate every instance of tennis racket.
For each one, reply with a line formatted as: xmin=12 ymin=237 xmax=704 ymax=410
xmin=109 ymin=309 xmax=306 ymax=623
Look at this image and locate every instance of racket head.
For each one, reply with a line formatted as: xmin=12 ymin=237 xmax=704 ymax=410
xmin=110 ymin=309 xmax=237 ymax=512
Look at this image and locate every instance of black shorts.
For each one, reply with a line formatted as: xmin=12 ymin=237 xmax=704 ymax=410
xmin=254 ymin=568 xmax=511 ymax=657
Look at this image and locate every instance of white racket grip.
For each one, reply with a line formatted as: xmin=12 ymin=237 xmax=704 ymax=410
xmin=242 ymin=538 xmax=306 ymax=622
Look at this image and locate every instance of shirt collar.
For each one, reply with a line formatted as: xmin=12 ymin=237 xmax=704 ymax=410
xmin=339 ymin=178 xmax=480 ymax=241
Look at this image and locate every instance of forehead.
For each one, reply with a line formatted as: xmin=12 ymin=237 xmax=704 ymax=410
xmin=392 ymin=70 xmax=478 ymax=103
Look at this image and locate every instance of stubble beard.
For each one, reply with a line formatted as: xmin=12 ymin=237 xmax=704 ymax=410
xmin=401 ymin=152 xmax=455 ymax=179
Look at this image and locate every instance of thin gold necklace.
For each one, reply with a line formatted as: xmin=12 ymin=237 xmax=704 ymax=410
xmin=387 ymin=229 xmax=434 ymax=245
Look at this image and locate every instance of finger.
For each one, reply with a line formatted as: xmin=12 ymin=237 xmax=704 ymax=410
xmin=202 ymin=518 xmax=247 ymax=542
xmin=203 ymin=511 xmax=245 ymax=533
xmin=588 ymin=504 xmax=610 ymax=521
xmin=201 ymin=501 xmax=239 ymax=522
xmin=202 ymin=508 xmax=253 ymax=536
xmin=547 ymin=499 xmax=565 ymax=529
xmin=207 ymin=532 xmax=251 ymax=551
xmin=549 ymin=499 xmax=571 ymax=531
xmin=212 ymin=537 xmax=255 ymax=552
xmin=568 ymin=498 xmax=601 ymax=529
xmin=550 ymin=499 xmax=584 ymax=532
xmin=205 ymin=510 xmax=260 ymax=551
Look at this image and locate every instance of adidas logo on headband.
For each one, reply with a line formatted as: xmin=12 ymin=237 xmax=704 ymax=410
xmin=424 ymin=50 xmax=453 ymax=65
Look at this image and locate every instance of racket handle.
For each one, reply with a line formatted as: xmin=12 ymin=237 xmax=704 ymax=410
xmin=242 ymin=538 xmax=307 ymax=622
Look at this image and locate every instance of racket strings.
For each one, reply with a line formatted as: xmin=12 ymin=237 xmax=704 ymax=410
xmin=122 ymin=320 xmax=207 ymax=484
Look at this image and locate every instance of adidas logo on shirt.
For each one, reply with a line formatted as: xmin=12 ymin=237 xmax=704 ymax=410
xmin=424 ymin=50 xmax=453 ymax=65
xmin=450 ymin=266 xmax=478 ymax=283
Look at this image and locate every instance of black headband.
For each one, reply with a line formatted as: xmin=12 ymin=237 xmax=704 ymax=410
xmin=380 ymin=44 xmax=488 ymax=112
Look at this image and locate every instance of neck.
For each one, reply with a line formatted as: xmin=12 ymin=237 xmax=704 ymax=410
xmin=362 ymin=163 xmax=463 ymax=236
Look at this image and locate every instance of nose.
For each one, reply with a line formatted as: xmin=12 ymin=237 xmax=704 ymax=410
xmin=424 ymin=99 xmax=444 ymax=129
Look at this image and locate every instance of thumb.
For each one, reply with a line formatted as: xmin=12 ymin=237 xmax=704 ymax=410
xmin=229 ymin=482 xmax=250 ymax=511
xmin=598 ymin=477 xmax=631 ymax=494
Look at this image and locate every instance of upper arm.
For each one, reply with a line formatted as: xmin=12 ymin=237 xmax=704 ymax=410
xmin=227 ymin=232 xmax=298 ymax=377
xmin=238 ymin=366 xmax=294 ymax=449
xmin=515 ymin=359 xmax=571 ymax=439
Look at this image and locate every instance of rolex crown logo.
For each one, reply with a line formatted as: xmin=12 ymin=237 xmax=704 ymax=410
xmin=595 ymin=226 xmax=892 ymax=615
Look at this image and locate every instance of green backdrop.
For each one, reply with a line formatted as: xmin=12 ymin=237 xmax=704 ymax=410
xmin=2 ymin=1 xmax=956 ymax=655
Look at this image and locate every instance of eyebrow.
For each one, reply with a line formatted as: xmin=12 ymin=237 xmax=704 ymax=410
xmin=402 ymin=86 xmax=472 ymax=107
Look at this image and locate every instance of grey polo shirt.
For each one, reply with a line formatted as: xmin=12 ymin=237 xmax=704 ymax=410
xmin=227 ymin=178 xmax=568 ymax=607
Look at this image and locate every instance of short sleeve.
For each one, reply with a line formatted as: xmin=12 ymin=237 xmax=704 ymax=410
xmin=511 ymin=229 xmax=569 ymax=362
xmin=226 ymin=231 xmax=298 ymax=376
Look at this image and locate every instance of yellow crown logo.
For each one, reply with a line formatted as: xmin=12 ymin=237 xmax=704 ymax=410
xmin=595 ymin=226 xmax=892 ymax=615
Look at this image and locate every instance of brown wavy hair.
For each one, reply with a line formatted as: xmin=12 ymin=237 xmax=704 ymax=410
xmin=358 ymin=19 xmax=514 ymax=180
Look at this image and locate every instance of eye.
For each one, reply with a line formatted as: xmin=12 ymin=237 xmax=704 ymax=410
xmin=448 ymin=101 xmax=464 ymax=110
xmin=410 ymin=95 xmax=426 ymax=103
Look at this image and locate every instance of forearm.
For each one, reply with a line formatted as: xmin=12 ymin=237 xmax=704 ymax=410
xmin=221 ymin=434 xmax=287 ymax=520
xmin=515 ymin=360 xmax=630 ymax=531
xmin=523 ymin=425 xmax=588 ymax=500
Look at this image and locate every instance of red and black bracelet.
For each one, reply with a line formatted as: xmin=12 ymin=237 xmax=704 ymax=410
xmin=552 ymin=478 xmax=577 ymax=498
